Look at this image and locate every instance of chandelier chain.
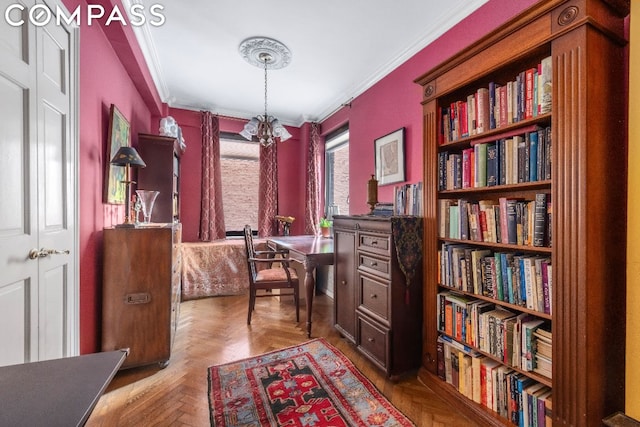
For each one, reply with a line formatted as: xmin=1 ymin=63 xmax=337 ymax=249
xmin=264 ymin=58 xmax=268 ymax=118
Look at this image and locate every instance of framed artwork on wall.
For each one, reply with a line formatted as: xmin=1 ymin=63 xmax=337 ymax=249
xmin=374 ymin=127 xmax=405 ymax=185
xmin=104 ymin=104 xmax=130 ymax=204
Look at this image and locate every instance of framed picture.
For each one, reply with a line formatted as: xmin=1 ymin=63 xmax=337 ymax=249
xmin=104 ymin=104 xmax=131 ymax=204
xmin=374 ymin=127 xmax=405 ymax=185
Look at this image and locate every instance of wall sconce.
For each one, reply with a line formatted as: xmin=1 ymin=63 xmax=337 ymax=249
xmin=110 ymin=146 xmax=146 ymax=228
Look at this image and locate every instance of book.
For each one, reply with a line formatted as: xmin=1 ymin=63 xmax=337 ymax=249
xmin=514 ymin=374 xmax=535 ymax=426
xmin=487 ymin=143 xmax=498 ymax=186
xmin=544 ymin=126 xmax=552 ymax=180
xmin=545 ymin=394 xmax=553 ymax=426
xmin=476 ymin=87 xmax=490 ymax=133
xmin=480 ymin=358 xmax=501 ymax=409
xmin=449 ymin=205 xmax=460 ymax=239
xmin=459 ymin=351 xmax=473 ymax=398
xmin=534 ymin=353 xmax=552 ymax=378
xmin=471 ymin=354 xmax=486 ymax=404
xmin=523 ymin=382 xmax=547 ymax=427
xmin=459 ymin=199 xmax=469 ymax=240
xmin=533 ymin=193 xmax=548 ymax=247
xmin=539 ymin=56 xmax=553 ymax=114
xmin=474 ymin=143 xmax=488 ymax=187
xmin=488 ymin=82 xmax=497 ymax=130
xmin=529 ymin=130 xmax=539 ymax=182
xmin=536 ymin=388 xmax=553 ymax=427
xmin=437 ymin=336 xmax=446 ymax=380
xmin=444 ymin=341 xmax=453 ymax=384
xmin=521 ymin=318 xmax=545 ymax=370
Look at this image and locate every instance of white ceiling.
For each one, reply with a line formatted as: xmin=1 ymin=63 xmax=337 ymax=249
xmin=129 ymin=0 xmax=488 ymax=127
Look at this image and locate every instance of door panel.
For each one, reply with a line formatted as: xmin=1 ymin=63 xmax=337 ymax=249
xmin=0 ymin=0 xmax=38 ymax=367
xmin=0 ymin=76 xmax=28 ymax=234
xmin=0 ymin=4 xmax=30 ymax=66
xmin=36 ymin=3 xmax=74 ymax=361
xmin=0 ymin=0 xmax=77 ymax=366
xmin=0 ymin=280 xmax=29 ymax=363
xmin=41 ymin=27 xmax=65 ymax=91
xmin=43 ymin=102 xmax=65 ymax=228
xmin=41 ymin=264 xmax=67 ymax=360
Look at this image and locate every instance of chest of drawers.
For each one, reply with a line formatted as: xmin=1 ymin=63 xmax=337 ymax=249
xmin=333 ymin=215 xmax=423 ymax=377
xmin=102 ymin=224 xmax=182 ymax=369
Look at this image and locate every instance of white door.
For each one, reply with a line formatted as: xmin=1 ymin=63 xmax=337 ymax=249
xmin=0 ymin=0 xmax=78 ymax=366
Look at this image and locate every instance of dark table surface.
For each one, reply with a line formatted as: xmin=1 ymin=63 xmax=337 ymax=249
xmin=0 ymin=349 xmax=128 ymax=427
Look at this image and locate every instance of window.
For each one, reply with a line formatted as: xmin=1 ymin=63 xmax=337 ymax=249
xmin=325 ymin=127 xmax=349 ymax=217
xmin=220 ymin=133 xmax=259 ymax=235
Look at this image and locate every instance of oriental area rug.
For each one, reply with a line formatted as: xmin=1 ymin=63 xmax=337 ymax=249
xmin=208 ymin=338 xmax=415 ymax=426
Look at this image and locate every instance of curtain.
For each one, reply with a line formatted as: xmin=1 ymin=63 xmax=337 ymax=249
xmin=305 ymin=123 xmax=321 ymax=235
xmin=258 ymin=142 xmax=278 ymax=237
xmin=199 ymin=111 xmax=226 ymax=241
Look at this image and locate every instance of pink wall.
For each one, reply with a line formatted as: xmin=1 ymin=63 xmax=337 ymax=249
xmin=168 ymin=108 xmax=307 ymax=241
xmin=65 ymin=0 xmax=160 ymax=353
xmin=320 ymin=0 xmax=539 ymax=214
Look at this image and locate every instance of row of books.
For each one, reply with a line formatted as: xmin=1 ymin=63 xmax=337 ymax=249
xmin=393 ymin=182 xmax=423 ymax=216
xmin=437 ymin=335 xmax=552 ymax=426
xmin=440 ymin=56 xmax=552 ymax=143
xmin=438 ymin=292 xmax=552 ymax=374
xmin=439 ymin=194 xmax=552 ymax=248
xmin=438 ymin=126 xmax=551 ymax=191
xmin=532 ymin=328 xmax=552 ymax=379
xmin=439 ymin=243 xmax=553 ymax=313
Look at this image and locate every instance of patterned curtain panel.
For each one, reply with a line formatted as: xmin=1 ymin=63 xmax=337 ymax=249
xmin=305 ymin=123 xmax=321 ymax=235
xmin=199 ymin=111 xmax=226 ymax=241
xmin=258 ymin=142 xmax=278 ymax=237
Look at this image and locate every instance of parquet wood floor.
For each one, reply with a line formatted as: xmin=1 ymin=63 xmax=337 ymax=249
xmin=87 ymin=293 xmax=479 ymax=427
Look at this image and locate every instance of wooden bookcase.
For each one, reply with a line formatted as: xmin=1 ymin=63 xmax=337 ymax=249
xmin=414 ymin=0 xmax=629 ymax=425
xmin=137 ymin=133 xmax=183 ymax=224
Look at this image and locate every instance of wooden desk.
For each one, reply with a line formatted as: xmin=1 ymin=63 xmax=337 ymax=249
xmin=0 ymin=349 xmax=127 ymax=426
xmin=267 ymin=235 xmax=334 ymax=338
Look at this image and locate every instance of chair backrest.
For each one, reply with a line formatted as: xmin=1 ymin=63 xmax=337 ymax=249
xmin=243 ymin=224 xmax=258 ymax=281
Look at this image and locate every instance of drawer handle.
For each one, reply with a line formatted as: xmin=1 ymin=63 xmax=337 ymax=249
xmin=125 ymin=293 xmax=151 ymax=304
xmin=370 ymin=294 xmax=377 ymax=299
xmin=367 ymin=337 xmax=375 ymax=343
xmin=371 ymin=241 xmax=378 ymax=245
xmin=341 ymin=280 xmax=347 ymax=285
xmin=370 ymin=261 xmax=378 ymax=267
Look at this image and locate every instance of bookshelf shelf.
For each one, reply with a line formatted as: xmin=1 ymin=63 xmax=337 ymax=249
xmin=438 ymin=238 xmax=553 ymax=254
xmin=415 ymin=0 xmax=628 ymax=425
xmin=439 ymin=180 xmax=551 ymax=196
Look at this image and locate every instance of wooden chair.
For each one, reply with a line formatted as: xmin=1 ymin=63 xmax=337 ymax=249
xmin=243 ymin=225 xmax=299 ymax=325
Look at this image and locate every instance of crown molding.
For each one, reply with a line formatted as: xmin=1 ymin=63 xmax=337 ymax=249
xmin=123 ymin=0 xmax=170 ymax=102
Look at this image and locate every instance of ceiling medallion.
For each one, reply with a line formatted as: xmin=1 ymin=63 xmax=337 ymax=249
xmin=238 ymin=37 xmax=292 ymax=70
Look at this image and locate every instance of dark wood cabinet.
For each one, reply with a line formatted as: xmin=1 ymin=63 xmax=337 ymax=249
xmin=102 ymin=224 xmax=182 ymax=369
xmin=415 ymin=0 xmax=628 ymax=425
xmin=333 ymin=215 xmax=423 ymax=377
xmin=137 ymin=133 xmax=182 ymax=224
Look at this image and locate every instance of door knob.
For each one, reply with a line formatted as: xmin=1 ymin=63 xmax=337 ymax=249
xmin=29 ymin=248 xmax=70 ymax=260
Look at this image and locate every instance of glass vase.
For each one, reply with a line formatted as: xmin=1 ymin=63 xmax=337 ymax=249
xmin=136 ymin=190 xmax=159 ymax=224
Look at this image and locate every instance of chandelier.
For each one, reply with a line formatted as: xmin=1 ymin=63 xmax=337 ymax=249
xmin=239 ymin=37 xmax=292 ymax=147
